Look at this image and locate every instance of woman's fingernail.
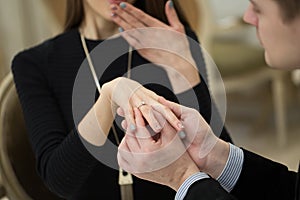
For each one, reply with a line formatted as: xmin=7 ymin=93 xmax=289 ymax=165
xmin=178 ymin=131 xmax=186 ymax=139
xmin=120 ymin=2 xmax=126 ymax=9
xmin=169 ymin=0 xmax=174 ymax=8
xmin=155 ymin=124 xmax=162 ymax=132
xmin=118 ymin=27 xmax=124 ymax=32
xmin=111 ymin=5 xmax=117 ymax=10
xmin=111 ymin=13 xmax=117 ymax=17
xmin=178 ymin=122 xmax=184 ymax=129
xmin=130 ymin=124 xmax=136 ymax=131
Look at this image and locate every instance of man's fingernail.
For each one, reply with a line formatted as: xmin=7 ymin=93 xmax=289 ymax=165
xmin=120 ymin=2 xmax=126 ymax=9
xmin=130 ymin=124 xmax=136 ymax=131
xmin=169 ymin=0 xmax=174 ymax=8
xmin=178 ymin=131 xmax=186 ymax=139
xmin=119 ymin=27 xmax=124 ymax=32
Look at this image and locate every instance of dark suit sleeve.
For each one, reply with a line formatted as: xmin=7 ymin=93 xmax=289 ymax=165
xmin=231 ymin=149 xmax=298 ymax=200
xmin=184 ymin=178 xmax=237 ymax=200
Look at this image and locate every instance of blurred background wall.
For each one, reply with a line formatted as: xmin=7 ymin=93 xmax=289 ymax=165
xmin=0 ymin=0 xmax=65 ymax=80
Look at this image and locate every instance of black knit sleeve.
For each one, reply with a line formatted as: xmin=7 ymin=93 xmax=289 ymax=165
xmin=231 ymin=149 xmax=297 ymax=200
xmin=11 ymin=44 xmax=97 ymax=198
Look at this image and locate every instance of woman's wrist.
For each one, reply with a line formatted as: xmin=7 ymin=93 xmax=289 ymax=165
xmin=165 ymin=58 xmax=200 ymax=93
xmin=77 ymin=79 xmax=121 ymax=146
xmin=102 ymin=78 xmax=123 ymax=108
xmin=101 ymin=80 xmax=114 ymax=102
xmin=78 ymin=94 xmax=114 ymax=146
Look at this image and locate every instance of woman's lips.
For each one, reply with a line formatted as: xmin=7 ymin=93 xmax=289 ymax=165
xmin=108 ymin=0 xmax=126 ymax=5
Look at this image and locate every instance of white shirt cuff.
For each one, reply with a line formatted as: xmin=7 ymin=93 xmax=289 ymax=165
xmin=217 ymin=143 xmax=244 ymax=192
xmin=175 ymin=172 xmax=209 ymax=200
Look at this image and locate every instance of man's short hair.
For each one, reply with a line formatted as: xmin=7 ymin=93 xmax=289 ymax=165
xmin=274 ymin=0 xmax=300 ymax=22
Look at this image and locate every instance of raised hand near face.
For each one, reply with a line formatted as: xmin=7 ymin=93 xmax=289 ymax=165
xmin=110 ymin=1 xmax=200 ymax=93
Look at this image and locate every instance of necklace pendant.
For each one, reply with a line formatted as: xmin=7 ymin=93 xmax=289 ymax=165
xmin=119 ymin=168 xmax=133 ymax=185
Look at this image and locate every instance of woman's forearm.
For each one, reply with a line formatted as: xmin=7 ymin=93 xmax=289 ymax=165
xmin=78 ymin=84 xmax=115 ymax=146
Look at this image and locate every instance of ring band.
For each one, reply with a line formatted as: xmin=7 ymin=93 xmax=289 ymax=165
xmin=137 ymin=101 xmax=146 ymax=109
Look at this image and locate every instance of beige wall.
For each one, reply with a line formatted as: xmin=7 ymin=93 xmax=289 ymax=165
xmin=0 ymin=0 xmax=65 ymax=81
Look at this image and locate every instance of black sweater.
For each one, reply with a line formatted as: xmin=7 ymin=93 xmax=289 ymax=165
xmin=12 ymin=28 xmax=231 ymax=199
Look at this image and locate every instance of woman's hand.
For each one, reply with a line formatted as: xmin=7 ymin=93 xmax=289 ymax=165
xmin=118 ymin=108 xmax=200 ymax=191
xmin=102 ymin=77 xmax=183 ymax=133
xmin=110 ymin=1 xmax=200 ymax=93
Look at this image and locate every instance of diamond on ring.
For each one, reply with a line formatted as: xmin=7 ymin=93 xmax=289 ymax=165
xmin=137 ymin=101 xmax=146 ymax=109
